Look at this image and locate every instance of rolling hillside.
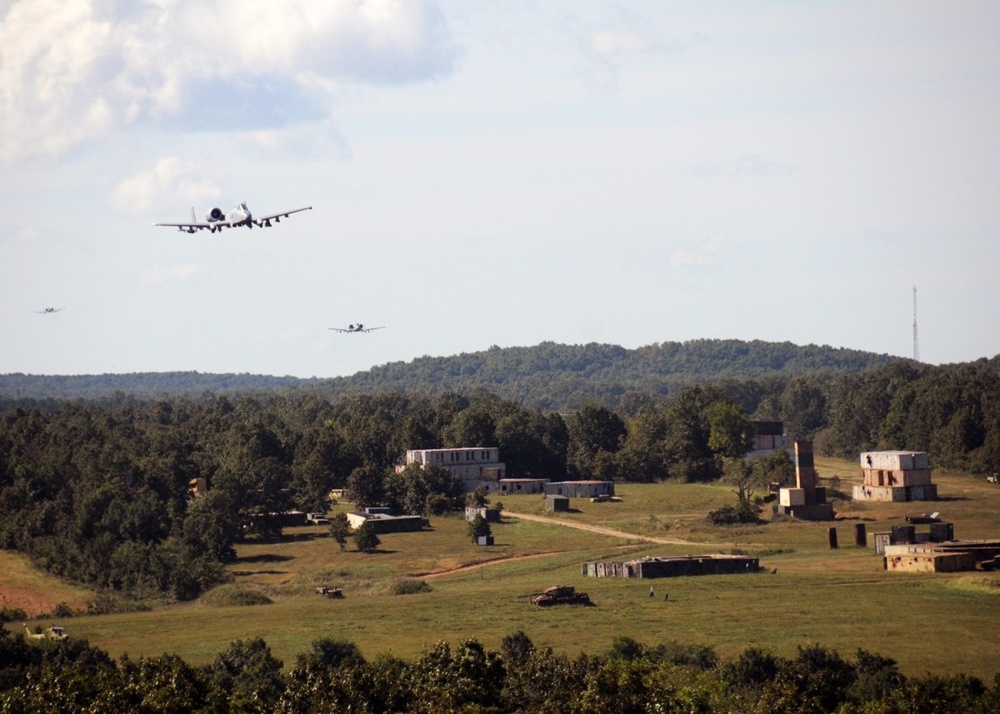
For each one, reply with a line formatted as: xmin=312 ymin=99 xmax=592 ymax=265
xmin=0 ymin=339 xmax=895 ymax=408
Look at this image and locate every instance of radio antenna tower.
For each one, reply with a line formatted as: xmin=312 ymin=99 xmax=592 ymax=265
xmin=912 ymin=285 xmax=920 ymax=362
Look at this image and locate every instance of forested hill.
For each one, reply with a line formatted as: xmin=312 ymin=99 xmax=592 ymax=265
xmin=0 ymin=339 xmax=897 ymax=407
xmin=329 ymin=340 xmax=898 ymax=408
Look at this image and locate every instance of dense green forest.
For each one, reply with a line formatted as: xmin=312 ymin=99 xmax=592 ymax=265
xmin=0 ymin=339 xmax=901 ymax=406
xmin=3 ymin=628 xmax=998 ymax=713
xmin=2 ymin=352 xmax=1000 ymax=604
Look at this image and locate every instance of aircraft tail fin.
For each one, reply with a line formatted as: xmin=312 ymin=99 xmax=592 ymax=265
xmin=191 ymin=207 xmax=196 ymax=223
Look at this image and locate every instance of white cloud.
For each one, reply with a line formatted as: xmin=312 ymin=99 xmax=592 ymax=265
xmin=167 ymin=0 xmax=454 ymax=82
xmin=669 ymin=237 xmax=724 ymax=269
xmin=0 ymin=223 xmax=41 ymax=248
xmin=138 ymin=263 xmax=203 ymax=286
xmin=588 ymin=29 xmax=647 ymax=58
xmin=239 ymin=120 xmax=351 ymax=159
xmin=109 ymin=158 xmax=222 ymax=214
xmin=0 ymin=0 xmax=117 ymax=163
xmin=0 ymin=0 xmax=457 ymax=164
xmin=567 ymin=6 xmax=683 ymax=89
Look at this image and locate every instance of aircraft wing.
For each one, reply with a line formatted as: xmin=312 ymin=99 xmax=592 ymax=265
xmin=252 ymin=206 xmax=313 ymax=227
xmin=153 ymin=221 xmax=214 ymax=233
xmin=329 ymin=326 xmax=386 ymax=333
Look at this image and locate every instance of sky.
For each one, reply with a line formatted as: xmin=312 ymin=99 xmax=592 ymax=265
xmin=2 ymin=1 xmax=999 ymax=379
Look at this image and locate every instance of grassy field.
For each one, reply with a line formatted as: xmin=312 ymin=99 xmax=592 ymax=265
xmin=7 ymin=456 xmax=1000 ymax=678
xmin=0 ymin=550 xmax=94 ymax=617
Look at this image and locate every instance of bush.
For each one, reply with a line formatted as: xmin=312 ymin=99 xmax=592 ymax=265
xmin=708 ymin=499 xmax=763 ymax=525
xmin=201 ymin=585 xmax=273 ymax=607
xmin=390 ymin=578 xmax=432 ymax=596
xmin=0 ymin=606 xmax=27 ymax=623
xmin=467 ymin=514 xmax=492 ymax=543
xmin=353 ymin=522 xmax=381 ymax=553
xmin=720 ymin=647 xmax=782 ymax=690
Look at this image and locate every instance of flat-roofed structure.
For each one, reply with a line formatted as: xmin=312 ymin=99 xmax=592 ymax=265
xmin=853 ymin=450 xmax=937 ymax=502
xmin=881 ymin=540 xmax=1000 ymax=573
xmin=546 ymin=494 xmax=570 ymax=512
xmin=543 ymin=480 xmax=615 ymax=498
xmin=498 ymin=478 xmax=548 ymax=495
xmin=346 ymin=507 xmax=428 ymax=534
xmin=582 ymin=554 xmax=759 ymax=579
xmin=401 ymin=447 xmax=506 ymax=492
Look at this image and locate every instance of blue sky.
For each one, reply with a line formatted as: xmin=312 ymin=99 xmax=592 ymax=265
xmin=2 ymin=1 xmax=998 ymax=378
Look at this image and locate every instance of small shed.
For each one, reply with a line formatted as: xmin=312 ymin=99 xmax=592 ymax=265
xmin=546 ymin=494 xmax=570 ymax=512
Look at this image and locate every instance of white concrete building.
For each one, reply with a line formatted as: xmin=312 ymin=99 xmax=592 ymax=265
xmin=401 ymin=447 xmax=506 ymax=491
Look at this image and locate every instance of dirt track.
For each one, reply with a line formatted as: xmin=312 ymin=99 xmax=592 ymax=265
xmin=412 ymin=512 xmax=723 ymax=579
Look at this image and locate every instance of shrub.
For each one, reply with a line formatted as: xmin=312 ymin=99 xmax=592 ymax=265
xmin=390 ymin=578 xmax=432 ymax=596
xmin=707 ymin=499 xmax=763 ymax=526
xmin=0 ymin=606 xmax=27 ymax=623
xmin=353 ymin=522 xmax=381 ymax=553
xmin=201 ymin=585 xmax=273 ymax=607
xmin=467 ymin=514 xmax=492 ymax=543
xmin=719 ymin=647 xmax=782 ymax=691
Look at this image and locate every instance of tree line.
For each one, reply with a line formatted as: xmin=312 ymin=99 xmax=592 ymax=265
xmin=2 ymin=357 xmax=999 ymax=602
xmin=2 ymin=627 xmax=998 ymax=713
xmin=0 ymin=338 xmax=898 ymax=403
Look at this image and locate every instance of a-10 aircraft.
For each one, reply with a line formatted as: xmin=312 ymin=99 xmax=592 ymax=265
xmin=154 ymin=202 xmax=312 ymax=233
xmin=330 ymin=324 xmax=385 ymax=333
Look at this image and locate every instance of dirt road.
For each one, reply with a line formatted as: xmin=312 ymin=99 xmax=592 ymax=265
xmin=411 ymin=512 xmax=726 ymax=580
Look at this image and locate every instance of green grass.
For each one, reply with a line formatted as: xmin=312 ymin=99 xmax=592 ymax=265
xmin=199 ymin=584 xmax=273 ymax=607
xmin=9 ymin=457 xmax=1000 ymax=679
xmin=0 ymin=550 xmax=95 ymax=617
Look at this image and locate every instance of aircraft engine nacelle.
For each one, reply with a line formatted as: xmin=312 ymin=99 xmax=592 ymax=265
xmin=205 ymin=207 xmax=225 ymax=222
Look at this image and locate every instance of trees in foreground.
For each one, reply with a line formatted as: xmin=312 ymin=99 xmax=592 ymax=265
xmin=352 ymin=521 xmax=381 ymax=553
xmin=2 ymin=626 xmax=999 ymax=714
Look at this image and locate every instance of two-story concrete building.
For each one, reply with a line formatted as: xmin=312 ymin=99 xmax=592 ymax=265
xmin=400 ymin=447 xmax=507 ymax=492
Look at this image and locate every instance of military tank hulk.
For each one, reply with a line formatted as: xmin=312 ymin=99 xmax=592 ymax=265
xmin=530 ymin=585 xmax=592 ymax=606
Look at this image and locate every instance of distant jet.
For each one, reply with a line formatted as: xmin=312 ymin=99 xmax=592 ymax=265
xmin=330 ymin=324 xmax=385 ymax=333
xmin=35 ymin=307 xmax=64 ymax=314
xmin=154 ymin=202 xmax=312 ymax=233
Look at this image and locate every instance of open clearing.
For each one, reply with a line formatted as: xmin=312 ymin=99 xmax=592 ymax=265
xmin=6 ymin=457 xmax=1000 ymax=678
